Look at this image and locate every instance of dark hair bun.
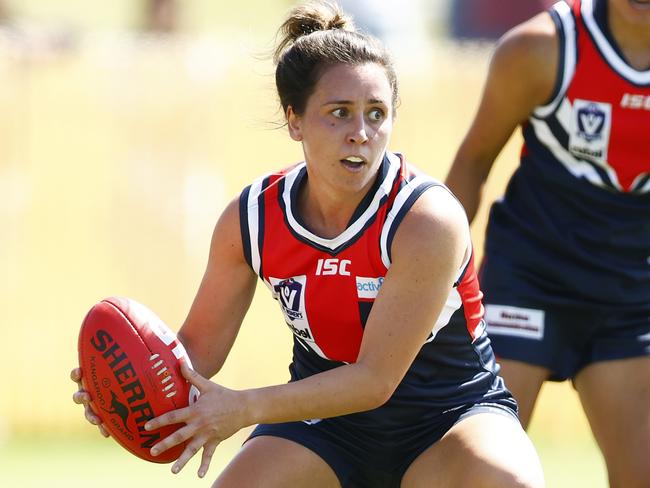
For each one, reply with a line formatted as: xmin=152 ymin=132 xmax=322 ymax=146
xmin=274 ymin=1 xmax=354 ymax=62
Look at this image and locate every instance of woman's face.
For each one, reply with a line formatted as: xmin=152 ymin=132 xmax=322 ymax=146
xmin=610 ymin=0 xmax=650 ymax=25
xmin=287 ymin=62 xmax=394 ymax=197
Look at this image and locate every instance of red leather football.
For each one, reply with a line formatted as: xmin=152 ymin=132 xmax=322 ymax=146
xmin=78 ymin=297 xmax=199 ymax=463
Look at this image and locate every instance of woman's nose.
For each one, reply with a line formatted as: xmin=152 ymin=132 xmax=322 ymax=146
xmin=347 ymin=116 xmax=369 ymax=144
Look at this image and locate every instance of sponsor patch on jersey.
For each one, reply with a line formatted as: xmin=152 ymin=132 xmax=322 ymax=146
xmin=569 ymin=99 xmax=611 ymax=164
xmin=356 ymin=276 xmax=384 ymax=299
xmin=484 ymin=305 xmax=545 ymax=340
xmin=270 ymin=276 xmax=313 ymax=339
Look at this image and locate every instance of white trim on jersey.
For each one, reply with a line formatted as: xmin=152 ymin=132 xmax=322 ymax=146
xmin=582 ymin=0 xmax=650 ymax=85
xmin=636 ymin=177 xmax=650 ymax=194
xmin=425 ymin=287 xmax=462 ymax=344
xmin=246 ymin=174 xmax=267 ymax=275
xmin=282 ymin=154 xmax=401 ymax=250
xmin=534 ymin=1 xmax=577 ymax=119
xmin=379 ymin=173 xmax=436 ymax=268
xmin=530 ymin=100 xmax=623 ymax=189
xmin=455 ymin=239 xmax=473 ymax=285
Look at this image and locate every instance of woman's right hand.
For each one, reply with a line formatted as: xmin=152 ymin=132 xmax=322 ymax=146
xmin=70 ymin=367 xmax=110 ymax=437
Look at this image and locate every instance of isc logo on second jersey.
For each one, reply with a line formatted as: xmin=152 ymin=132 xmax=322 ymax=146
xmin=620 ymin=93 xmax=650 ymax=110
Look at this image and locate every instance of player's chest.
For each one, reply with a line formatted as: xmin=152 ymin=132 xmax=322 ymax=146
xmin=261 ymin=238 xmax=387 ymax=362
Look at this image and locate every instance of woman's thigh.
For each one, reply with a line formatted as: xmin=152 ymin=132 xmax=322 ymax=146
xmin=401 ymin=412 xmax=544 ymax=488
xmin=575 ymin=356 xmax=650 ymax=488
xmin=213 ymin=435 xmax=341 ymax=488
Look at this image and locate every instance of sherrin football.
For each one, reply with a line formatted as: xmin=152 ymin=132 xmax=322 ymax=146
xmin=78 ymin=297 xmax=199 ymax=463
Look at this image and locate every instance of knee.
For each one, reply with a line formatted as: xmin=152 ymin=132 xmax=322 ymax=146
xmin=472 ymin=464 xmax=545 ymax=488
xmin=499 ymin=470 xmax=545 ymax=488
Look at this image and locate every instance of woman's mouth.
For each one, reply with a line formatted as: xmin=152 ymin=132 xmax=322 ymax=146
xmin=340 ymin=156 xmax=366 ymax=171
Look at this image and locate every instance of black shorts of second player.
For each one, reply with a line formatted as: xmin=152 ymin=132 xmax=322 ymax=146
xmin=247 ymin=396 xmax=518 ymax=488
xmin=485 ymin=300 xmax=650 ymax=381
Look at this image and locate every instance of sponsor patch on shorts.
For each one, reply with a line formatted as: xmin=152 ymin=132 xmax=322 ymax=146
xmin=485 ymin=305 xmax=545 ymax=340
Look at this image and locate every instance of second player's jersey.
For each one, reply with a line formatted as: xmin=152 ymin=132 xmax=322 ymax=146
xmin=484 ymin=0 xmax=650 ymax=306
xmin=239 ymin=152 xmax=504 ymax=426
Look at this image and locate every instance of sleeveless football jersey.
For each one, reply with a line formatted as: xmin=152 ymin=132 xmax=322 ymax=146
xmin=240 ymin=152 xmax=505 ymax=427
xmin=482 ymin=0 xmax=650 ymax=306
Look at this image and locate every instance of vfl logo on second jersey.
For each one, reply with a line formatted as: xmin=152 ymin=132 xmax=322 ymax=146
xmin=577 ymin=103 xmax=605 ymax=141
xmin=569 ymin=99 xmax=611 ymax=164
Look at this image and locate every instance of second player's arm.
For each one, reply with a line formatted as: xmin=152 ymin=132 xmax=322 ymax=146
xmin=445 ymin=12 xmax=558 ymax=222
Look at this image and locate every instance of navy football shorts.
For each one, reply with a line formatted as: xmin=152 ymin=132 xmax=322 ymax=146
xmin=247 ymin=399 xmax=518 ymax=488
xmin=484 ymin=301 xmax=650 ymax=381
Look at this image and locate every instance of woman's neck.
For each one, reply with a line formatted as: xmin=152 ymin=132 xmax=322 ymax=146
xmin=607 ymin=0 xmax=650 ymax=70
xmin=297 ymin=182 xmax=360 ymax=239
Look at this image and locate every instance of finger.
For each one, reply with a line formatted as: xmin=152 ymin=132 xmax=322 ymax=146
xmin=144 ymin=406 xmax=190 ymax=431
xmin=180 ymin=362 xmax=209 ymax=391
xmin=73 ymin=390 xmax=90 ymax=405
xmin=70 ymin=367 xmax=82 ymax=383
xmin=171 ymin=436 xmax=206 ymax=474
xmin=84 ymin=407 xmax=102 ymax=425
xmin=70 ymin=368 xmax=82 ymax=386
xmin=98 ymin=423 xmax=110 ymax=438
xmin=150 ymin=424 xmax=193 ymax=456
xmin=197 ymin=441 xmax=218 ymax=478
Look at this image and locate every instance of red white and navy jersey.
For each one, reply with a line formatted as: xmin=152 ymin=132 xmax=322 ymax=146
xmin=239 ymin=152 xmax=505 ymax=422
xmin=482 ymin=0 xmax=650 ymax=306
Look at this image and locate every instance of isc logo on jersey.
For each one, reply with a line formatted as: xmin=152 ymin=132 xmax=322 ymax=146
xmin=620 ymin=93 xmax=650 ymax=110
xmin=568 ymin=99 xmax=612 ymax=164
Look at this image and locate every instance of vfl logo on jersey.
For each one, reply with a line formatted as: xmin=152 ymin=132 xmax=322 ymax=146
xmin=569 ymin=99 xmax=611 ymax=164
xmin=269 ymin=275 xmax=314 ymax=340
xmin=274 ymin=278 xmax=303 ymax=320
xmin=576 ymin=103 xmax=605 ymax=142
xmin=356 ymin=277 xmax=384 ymax=299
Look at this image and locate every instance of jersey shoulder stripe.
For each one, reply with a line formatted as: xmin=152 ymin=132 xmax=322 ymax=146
xmin=239 ymin=170 xmax=289 ymax=275
xmin=379 ymin=162 xmax=442 ymax=268
xmin=534 ymin=1 xmax=577 ymax=119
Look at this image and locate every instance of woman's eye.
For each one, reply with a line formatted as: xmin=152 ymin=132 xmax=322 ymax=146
xmin=368 ymin=108 xmax=384 ymax=122
xmin=332 ymin=108 xmax=348 ymax=118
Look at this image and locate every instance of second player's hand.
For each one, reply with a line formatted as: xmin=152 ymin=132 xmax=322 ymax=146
xmin=145 ymin=362 xmax=248 ymax=478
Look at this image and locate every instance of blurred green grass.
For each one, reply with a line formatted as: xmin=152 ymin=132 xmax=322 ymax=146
xmin=1 ymin=387 xmax=606 ymax=487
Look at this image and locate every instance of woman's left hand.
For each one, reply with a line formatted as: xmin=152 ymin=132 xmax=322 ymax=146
xmin=144 ymin=362 xmax=248 ymax=478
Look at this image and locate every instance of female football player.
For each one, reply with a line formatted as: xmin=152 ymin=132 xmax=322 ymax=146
xmin=445 ymin=0 xmax=650 ymax=486
xmin=73 ymin=2 xmax=544 ymax=486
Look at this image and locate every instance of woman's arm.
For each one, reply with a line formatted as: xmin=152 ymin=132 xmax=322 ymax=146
xmin=177 ymin=196 xmax=258 ymax=379
xmin=445 ymin=12 xmax=559 ymax=222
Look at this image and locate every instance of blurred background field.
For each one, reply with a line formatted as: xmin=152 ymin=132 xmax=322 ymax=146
xmin=0 ymin=1 xmax=605 ymax=486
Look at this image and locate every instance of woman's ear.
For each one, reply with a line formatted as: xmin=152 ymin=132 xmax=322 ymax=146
xmin=287 ymin=106 xmax=303 ymax=142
